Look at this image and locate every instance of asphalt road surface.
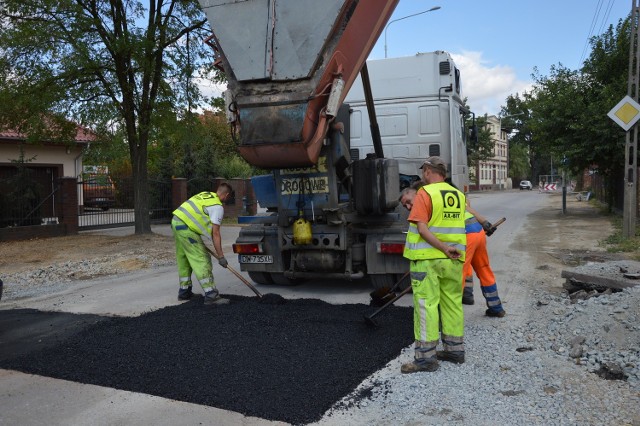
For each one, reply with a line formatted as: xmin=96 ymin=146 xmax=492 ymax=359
xmin=0 ymin=190 xmax=559 ymax=425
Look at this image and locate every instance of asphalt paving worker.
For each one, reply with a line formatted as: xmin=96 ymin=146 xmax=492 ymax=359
xmin=401 ymin=156 xmax=467 ymax=373
xmin=463 ymin=204 xmax=507 ymax=317
xmin=402 ymin=183 xmax=507 ymax=318
xmin=171 ymin=183 xmax=233 ymax=305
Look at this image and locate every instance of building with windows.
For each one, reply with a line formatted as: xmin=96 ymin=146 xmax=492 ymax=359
xmin=470 ymin=114 xmax=510 ymax=190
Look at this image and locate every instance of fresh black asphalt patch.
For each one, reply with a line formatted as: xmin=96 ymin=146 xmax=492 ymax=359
xmin=0 ymin=295 xmax=413 ymax=425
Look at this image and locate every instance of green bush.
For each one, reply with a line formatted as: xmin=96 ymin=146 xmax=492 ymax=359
xmin=214 ymin=154 xmax=253 ymax=179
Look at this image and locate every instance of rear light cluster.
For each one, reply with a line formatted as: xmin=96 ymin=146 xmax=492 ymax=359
xmin=377 ymin=242 xmax=404 ymax=254
xmin=232 ymin=243 xmax=263 ymax=254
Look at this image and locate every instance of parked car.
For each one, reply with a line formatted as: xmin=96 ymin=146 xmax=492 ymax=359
xmin=519 ymin=180 xmax=533 ymax=190
xmin=82 ymin=174 xmax=116 ymax=210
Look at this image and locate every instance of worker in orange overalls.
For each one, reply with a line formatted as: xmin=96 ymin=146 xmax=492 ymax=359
xmin=463 ymin=204 xmax=506 ymax=317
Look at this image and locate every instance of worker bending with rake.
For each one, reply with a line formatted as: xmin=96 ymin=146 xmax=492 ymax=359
xmin=171 ymin=183 xmax=233 ymax=305
xmin=401 ymin=156 xmax=466 ymax=373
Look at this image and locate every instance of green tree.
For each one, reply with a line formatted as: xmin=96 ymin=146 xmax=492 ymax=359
xmin=0 ymin=0 xmax=219 ymax=233
xmin=501 ymin=93 xmax=534 ymax=180
xmin=525 ymin=18 xmax=629 ymax=207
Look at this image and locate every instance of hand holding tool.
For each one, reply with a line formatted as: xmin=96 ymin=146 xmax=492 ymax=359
xmin=203 ymin=245 xmax=263 ymax=298
xmin=485 ymin=217 xmax=506 ymax=237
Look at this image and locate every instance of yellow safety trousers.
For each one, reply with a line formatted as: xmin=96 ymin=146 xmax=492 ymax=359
xmin=411 ymin=258 xmax=464 ymax=342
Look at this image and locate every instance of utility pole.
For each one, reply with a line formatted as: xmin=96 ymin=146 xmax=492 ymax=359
xmin=624 ymin=0 xmax=640 ymax=238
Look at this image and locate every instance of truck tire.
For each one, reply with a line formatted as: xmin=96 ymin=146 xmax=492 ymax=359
xmin=370 ymin=273 xmax=409 ymax=291
xmin=248 ymin=272 xmax=273 ymax=286
xmin=247 ymin=272 xmax=304 ymax=286
xmin=268 ymin=273 xmax=303 ymax=286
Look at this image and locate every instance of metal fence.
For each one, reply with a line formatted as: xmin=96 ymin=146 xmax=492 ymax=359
xmin=78 ymin=176 xmax=172 ymax=230
xmin=0 ymin=175 xmax=61 ymax=228
xmin=1 ymin=173 xmax=244 ymax=233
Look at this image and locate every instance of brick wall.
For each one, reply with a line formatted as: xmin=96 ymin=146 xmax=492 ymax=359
xmin=172 ymin=177 xmax=257 ymax=218
xmin=57 ymin=177 xmax=79 ymax=234
xmin=0 ymin=223 xmax=67 ymax=242
xmin=0 ymin=177 xmax=78 ymax=242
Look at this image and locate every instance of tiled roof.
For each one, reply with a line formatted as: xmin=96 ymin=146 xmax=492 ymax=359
xmin=0 ymin=125 xmax=96 ymax=143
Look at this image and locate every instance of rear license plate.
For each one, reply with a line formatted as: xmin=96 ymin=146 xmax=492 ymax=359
xmin=239 ymin=255 xmax=273 ymax=264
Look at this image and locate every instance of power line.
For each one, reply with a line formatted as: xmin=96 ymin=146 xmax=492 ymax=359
xmin=597 ymin=0 xmax=616 ymax=35
xmin=579 ymin=0 xmax=605 ymax=65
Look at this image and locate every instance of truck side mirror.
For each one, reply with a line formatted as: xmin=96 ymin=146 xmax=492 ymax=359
xmin=469 ymin=125 xmax=478 ymax=146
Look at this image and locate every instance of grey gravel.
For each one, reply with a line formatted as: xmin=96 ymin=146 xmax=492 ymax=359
xmin=2 ymin=252 xmax=174 ymax=300
xmin=313 ymin=282 xmax=640 ymax=425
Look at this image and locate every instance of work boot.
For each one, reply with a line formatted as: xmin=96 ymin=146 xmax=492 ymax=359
xmin=462 ymin=287 xmax=474 ymax=305
xmin=485 ymin=308 xmax=506 ymax=318
xmin=204 ymin=290 xmax=228 ymax=305
xmin=436 ymin=350 xmax=465 ymax=364
xmin=178 ymin=287 xmax=193 ymax=300
xmin=401 ymin=360 xmax=439 ymax=373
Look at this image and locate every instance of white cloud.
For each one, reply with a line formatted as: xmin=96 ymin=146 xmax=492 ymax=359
xmin=451 ymin=51 xmax=532 ymax=116
xmin=195 ymin=77 xmax=227 ymax=99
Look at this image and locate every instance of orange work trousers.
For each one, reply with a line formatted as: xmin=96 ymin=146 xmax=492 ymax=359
xmin=462 ymin=231 xmax=496 ymax=287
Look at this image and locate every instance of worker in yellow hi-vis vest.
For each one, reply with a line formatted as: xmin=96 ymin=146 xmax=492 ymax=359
xmin=171 ymin=183 xmax=233 ymax=305
xmin=401 ymin=157 xmax=466 ymax=373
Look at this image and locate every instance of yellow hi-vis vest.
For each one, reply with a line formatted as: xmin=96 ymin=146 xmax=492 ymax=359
xmin=403 ymin=182 xmax=467 ymax=261
xmin=172 ymin=192 xmax=222 ymax=236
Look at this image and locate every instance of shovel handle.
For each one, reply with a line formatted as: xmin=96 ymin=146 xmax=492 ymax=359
xmin=389 ymin=271 xmax=410 ymax=294
xmin=493 ymin=217 xmax=506 ymax=227
xmin=367 ymin=284 xmax=412 ymax=321
xmin=203 ymin=245 xmax=263 ymax=298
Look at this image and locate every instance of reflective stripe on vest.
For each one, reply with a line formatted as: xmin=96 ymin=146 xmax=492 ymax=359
xmin=404 ymin=182 xmax=466 ymax=260
xmin=465 ymin=211 xmax=484 ymax=234
xmin=172 ymin=192 xmax=222 ymax=236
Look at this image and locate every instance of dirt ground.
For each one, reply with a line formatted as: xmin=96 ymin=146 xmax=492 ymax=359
xmin=512 ymin=194 xmax=633 ymax=295
xmin=0 ymin=232 xmax=176 ymax=276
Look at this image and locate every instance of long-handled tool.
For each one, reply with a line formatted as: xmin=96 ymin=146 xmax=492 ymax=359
xmin=364 ymin=284 xmax=413 ymax=327
xmin=204 ymin=245 xmax=263 ymax=298
xmin=485 ymin=217 xmax=506 ymax=236
xmin=369 ymin=271 xmax=410 ymax=306
xmin=492 ymin=217 xmax=506 ymax=228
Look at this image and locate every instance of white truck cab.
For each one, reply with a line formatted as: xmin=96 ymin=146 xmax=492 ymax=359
xmin=345 ymin=51 xmax=470 ymax=191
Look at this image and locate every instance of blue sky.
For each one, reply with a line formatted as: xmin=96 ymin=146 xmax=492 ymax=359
xmin=370 ymin=0 xmax=630 ymax=115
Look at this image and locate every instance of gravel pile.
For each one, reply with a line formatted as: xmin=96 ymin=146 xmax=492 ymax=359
xmin=2 ymin=251 xmax=174 ymax=300
xmin=313 ymin=282 xmax=640 ymax=425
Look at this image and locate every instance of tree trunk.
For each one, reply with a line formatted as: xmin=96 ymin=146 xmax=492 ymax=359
xmin=133 ymin=135 xmax=151 ymax=234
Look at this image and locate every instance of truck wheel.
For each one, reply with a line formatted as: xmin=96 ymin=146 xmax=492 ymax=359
xmin=248 ymin=272 xmax=274 ymax=286
xmin=370 ymin=273 xmax=408 ymax=291
xmin=269 ymin=273 xmax=304 ymax=286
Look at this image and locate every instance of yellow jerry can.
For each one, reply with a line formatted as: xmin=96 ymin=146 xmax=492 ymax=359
xmin=293 ymin=217 xmax=312 ymax=245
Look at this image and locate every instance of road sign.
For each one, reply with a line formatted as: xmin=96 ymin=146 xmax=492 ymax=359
xmin=608 ymin=95 xmax=640 ymax=131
